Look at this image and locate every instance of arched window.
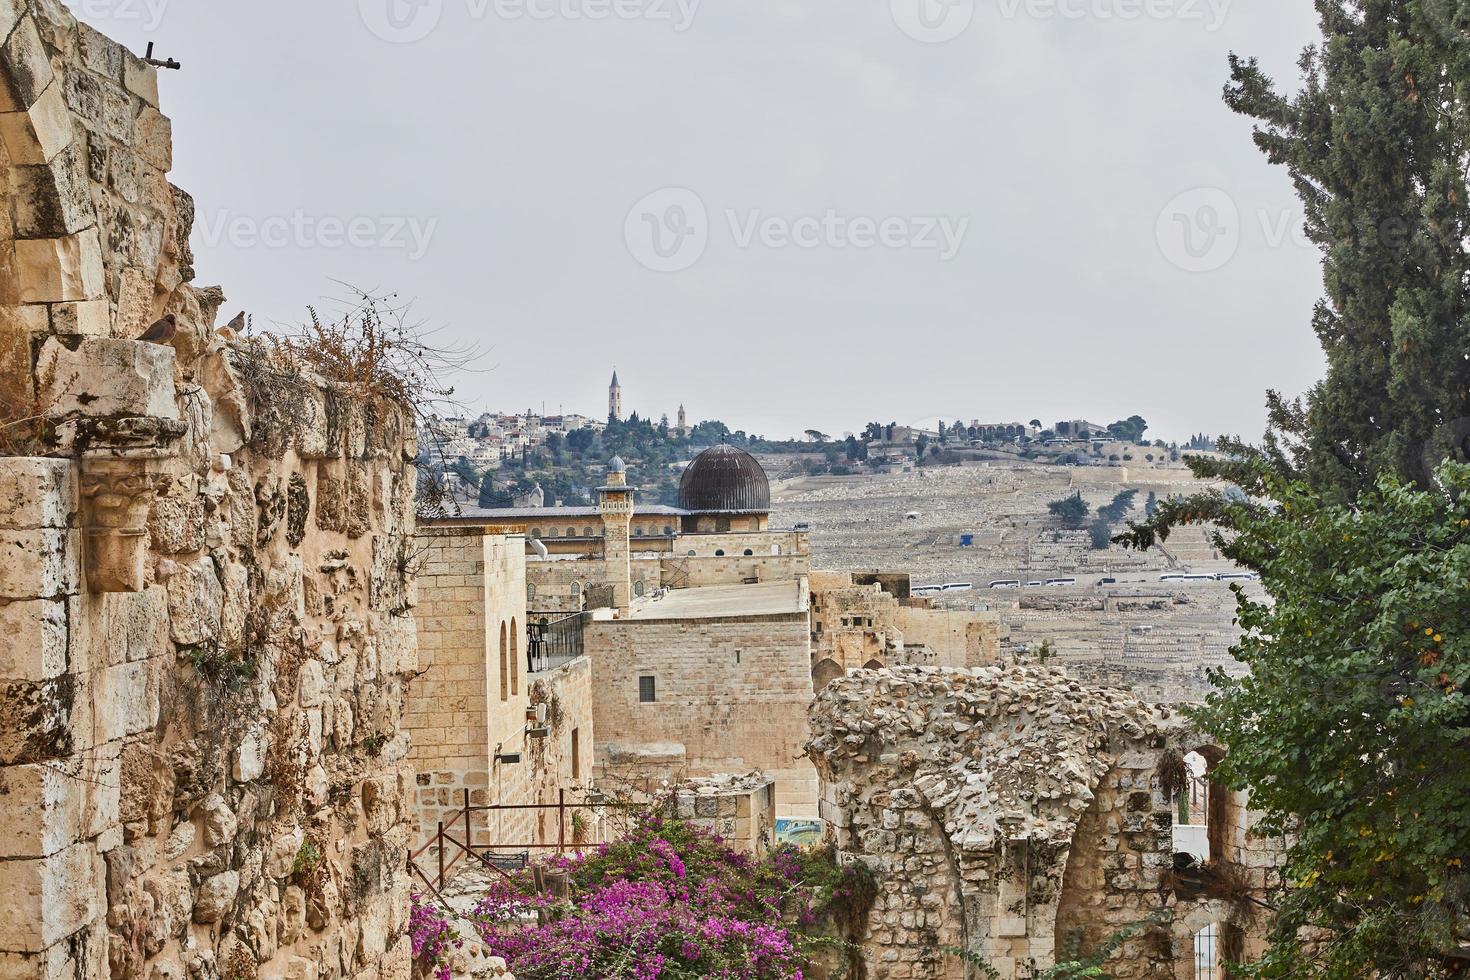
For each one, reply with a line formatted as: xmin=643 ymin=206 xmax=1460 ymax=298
xmin=498 ymin=622 xmax=509 ymax=701
xmin=510 ymin=617 xmax=519 ymax=695
xmin=566 ymin=527 xmax=576 ymax=538
xmin=571 ymin=580 xmax=581 ymax=596
xmin=634 ymin=580 xmax=646 ymax=597
xmin=743 ymin=549 xmax=754 ymax=557
xmin=687 ymin=550 xmax=696 ymax=557
xmin=663 ymin=525 xmax=673 ymax=536
xmin=633 ymin=527 xmax=644 ymax=537
xmin=715 ymin=550 xmax=726 ymax=557
xmin=527 ymin=584 xmax=537 ymax=600
xmin=531 ymin=528 xmax=542 ymax=539
xmin=583 ymin=527 xmax=595 ymax=537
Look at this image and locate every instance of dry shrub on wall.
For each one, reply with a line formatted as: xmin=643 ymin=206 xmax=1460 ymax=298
xmin=241 ymin=287 xmax=481 ymax=518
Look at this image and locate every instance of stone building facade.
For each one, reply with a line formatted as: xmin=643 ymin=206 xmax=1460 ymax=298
xmin=0 ymin=5 xmax=420 ymax=979
xmin=808 ymin=663 xmax=1280 ymax=979
xmin=587 ymin=585 xmax=819 ymax=818
xmin=809 ymin=571 xmax=1000 ymax=688
xmin=405 ymin=525 xmax=595 ymax=854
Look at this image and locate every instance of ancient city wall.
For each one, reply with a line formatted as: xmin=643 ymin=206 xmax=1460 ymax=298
xmin=587 ymin=612 xmax=819 ymax=817
xmin=808 ymin=664 xmax=1278 ymax=979
xmin=0 ymin=6 xmax=421 ymax=979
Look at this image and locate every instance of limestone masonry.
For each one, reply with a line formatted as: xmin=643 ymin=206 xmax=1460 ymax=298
xmin=0 ymin=4 xmax=419 ymax=978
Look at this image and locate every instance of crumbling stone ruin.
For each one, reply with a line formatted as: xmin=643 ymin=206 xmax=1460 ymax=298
xmin=808 ymin=664 xmax=1282 ymax=979
xmin=0 ymin=4 xmax=420 ymax=979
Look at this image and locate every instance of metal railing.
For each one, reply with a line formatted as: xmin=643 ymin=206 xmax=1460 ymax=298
xmin=407 ymin=788 xmax=636 ymax=899
xmin=527 ymin=612 xmax=588 ymax=674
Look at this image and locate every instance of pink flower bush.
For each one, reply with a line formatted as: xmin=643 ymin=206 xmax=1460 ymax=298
xmin=469 ymin=815 xmax=854 ymax=980
xmin=409 ymin=893 xmax=462 ymax=980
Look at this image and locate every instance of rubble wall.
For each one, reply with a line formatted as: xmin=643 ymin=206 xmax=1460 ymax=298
xmin=0 ymin=5 xmax=420 ymax=979
xmin=808 ymin=664 xmax=1276 ymax=979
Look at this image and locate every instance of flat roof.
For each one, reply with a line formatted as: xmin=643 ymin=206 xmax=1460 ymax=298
xmin=441 ymin=505 xmax=690 ymax=521
xmin=629 ymin=581 xmax=806 ymax=621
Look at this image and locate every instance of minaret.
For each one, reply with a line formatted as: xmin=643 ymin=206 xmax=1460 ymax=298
xmin=597 ymin=456 xmax=634 ymax=614
xmin=609 ymin=370 xmax=622 ymax=422
xmin=677 ymin=404 xmax=687 ymax=436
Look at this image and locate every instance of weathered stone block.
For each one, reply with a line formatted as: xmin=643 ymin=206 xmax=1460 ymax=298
xmin=1 ymin=16 xmax=52 ymax=108
xmin=164 ymin=556 xmax=222 ymax=647
xmin=123 ymin=54 xmax=157 ymax=107
xmin=0 ymin=457 xmax=75 ymax=530
xmin=0 ymin=840 xmax=103 ymax=952
xmin=12 ymin=228 xmax=103 ymax=303
xmin=0 ymin=528 xmax=79 ymax=599
xmin=0 ymin=597 xmax=67 ymax=681
xmin=192 ymin=870 xmax=239 ymax=923
xmin=36 ymin=334 xmax=176 ymax=420
xmin=12 ymin=141 xmax=94 ymax=237
xmin=48 ymin=299 xmax=110 ymax=337
xmin=0 ymin=79 xmax=72 ymax=165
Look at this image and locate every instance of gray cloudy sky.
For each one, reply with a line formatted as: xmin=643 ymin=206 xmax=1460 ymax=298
xmin=85 ymin=0 xmax=1325 ymax=442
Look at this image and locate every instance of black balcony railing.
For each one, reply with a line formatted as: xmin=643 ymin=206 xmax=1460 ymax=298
xmin=527 ymin=612 xmax=588 ymax=674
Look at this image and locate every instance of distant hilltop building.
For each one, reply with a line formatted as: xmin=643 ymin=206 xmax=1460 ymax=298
xmin=609 ymin=370 xmax=623 ymax=421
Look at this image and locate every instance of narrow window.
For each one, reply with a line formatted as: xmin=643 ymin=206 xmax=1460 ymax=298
xmin=735 ymin=650 xmax=741 ymax=665
xmin=638 ymin=676 xmax=657 ymax=703
xmin=571 ymin=728 xmax=581 ymax=779
xmin=510 ymin=617 xmax=520 ymax=695
xmin=499 ymin=622 xmax=509 ymax=701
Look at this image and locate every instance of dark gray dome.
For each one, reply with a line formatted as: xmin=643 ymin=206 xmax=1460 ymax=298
xmin=679 ymin=444 xmax=770 ymax=513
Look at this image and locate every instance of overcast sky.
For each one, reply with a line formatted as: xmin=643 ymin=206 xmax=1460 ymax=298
xmin=84 ymin=0 xmax=1325 ymax=442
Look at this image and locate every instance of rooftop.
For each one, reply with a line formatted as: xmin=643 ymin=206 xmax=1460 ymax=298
xmin=629 ymin=581 xmax=807 ymax=621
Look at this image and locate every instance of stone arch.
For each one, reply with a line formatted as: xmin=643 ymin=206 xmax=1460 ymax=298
xmin=812 ymin=658 xmax=844 ymax=691
xmin=862 ymin=658 xmax=884 ymax=670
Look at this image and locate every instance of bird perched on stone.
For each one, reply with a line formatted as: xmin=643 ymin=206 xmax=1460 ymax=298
xmin=137 ymin=313 xmax=177 ymax=344
xmin=226 ymin=311 xmax=246 ymax=332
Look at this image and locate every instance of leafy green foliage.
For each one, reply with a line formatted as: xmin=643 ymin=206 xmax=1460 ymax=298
xmin=1134 ymin=464 xmax=1470 ymax=976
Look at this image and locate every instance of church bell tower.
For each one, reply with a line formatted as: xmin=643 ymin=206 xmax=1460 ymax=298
xmin=609 ymin=370 xmax=622 ymax=422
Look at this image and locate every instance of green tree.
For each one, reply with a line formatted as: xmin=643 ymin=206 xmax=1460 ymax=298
xmin=1200 ymin=2 xmax=1470 ymax=497
xmin=1121 ymin=464 xmax=1470 ymax=976
xmin=1047 ymin=492 xmax=1091 ymax=529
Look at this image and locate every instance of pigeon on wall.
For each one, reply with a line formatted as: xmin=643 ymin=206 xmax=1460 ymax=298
xmin=137 ymin=313 xmax=177 ymax=344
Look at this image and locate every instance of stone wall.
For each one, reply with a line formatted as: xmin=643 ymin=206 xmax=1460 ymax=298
xmin=587 ymin=612 xmax=819 ymax=818
xmin=0 ymin=6 xmax=420 ymax=979
xmin=811 ymin=573 xmax=999 ymax=688
xmin=808 ymin=663 xmax=1279 ymax=979
xmin=405 ymin=525 xmax=596 ymax=856
xmin=673 ymin=773 xmax=778 ymax=857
